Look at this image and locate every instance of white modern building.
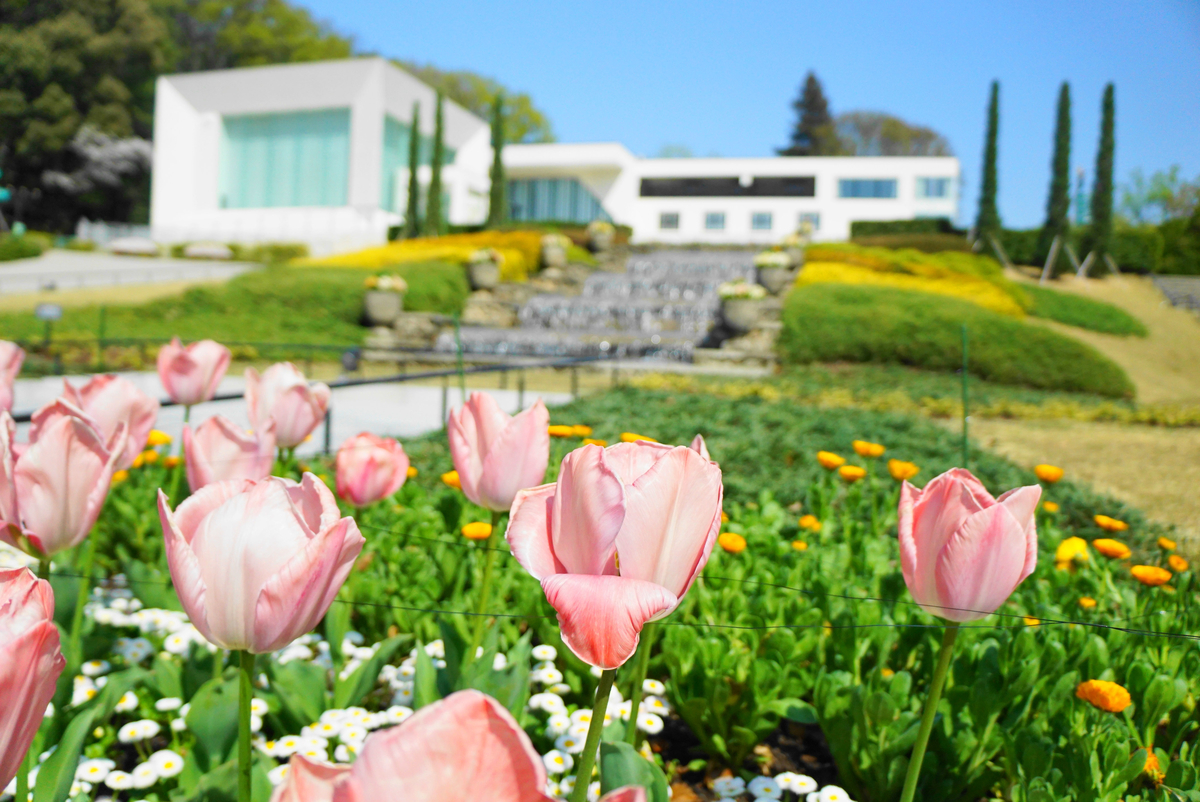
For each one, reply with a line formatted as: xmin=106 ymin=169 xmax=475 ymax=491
xmin=149 ymin=58 xmax=960 ymax=253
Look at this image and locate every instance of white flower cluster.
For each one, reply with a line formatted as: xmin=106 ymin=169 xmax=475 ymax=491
xmin=85 ymin=581 xmax=215 ymax=659
xmin=753 ymin=250 xmax=792 ymax=269
xmin=713 ymin=774 xmax=852 ymax=801
xmin=718 ymin=279 xmax=768 ymax=300
xmin=259 ymin=705 xmax=415 ymax=782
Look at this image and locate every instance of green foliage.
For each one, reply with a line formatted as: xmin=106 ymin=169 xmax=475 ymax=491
xmin=849 ymin=218 xmax=959 ymax=237
xmin=1159 ymin=206 xmax=1200 ymax=275
xmin=975 ymin=81 xmax=1002 ymax=241
xmin=834 ymin=111 xmax=952 ymax=157
xmin=422 ymin=94 xmax=445 ymax=237
xmin=998 ymin=226 xmax=1164 ymax=273
xmin=1119 ymin=165 xmax=1200 ymax=225
xmin=1040 ymin=82 xmax=1073 ymax=276
xmin=405 ymin=100 xmax=422 ymax=239
xmin=487 ymin=93 xmax=507 ymax=227
xmin=778 ymin=71 xmax=840 ymax=156
xmin=0 ymin=233 xmax=45 ymax=261
xmin=1022 ymin=284 xmax=1149 ymax=336
xmin=777 ymin=283 xmax=1135 ymax=398
xmin=1083 ymin=83 xmax=1117 ymax=266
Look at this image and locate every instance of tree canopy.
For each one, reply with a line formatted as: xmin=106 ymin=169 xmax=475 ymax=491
xmin=834 ymin=112 xmax=952 ymax=157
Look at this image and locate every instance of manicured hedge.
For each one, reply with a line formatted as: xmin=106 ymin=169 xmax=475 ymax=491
xmin=0 ymin=233 xmax=45 ymax=262
xmin=777 ymin=283 xmax=1135 ymax=398
xmin=996 ymin=226 xmax=1163 ymax=273
xmin=849 ymin=218 xmax=959 ymax=237
xmin=849 ymin=233 xmax=972 ymax=253
xmin=1022 ymin=284 xmax=1148 ymax=336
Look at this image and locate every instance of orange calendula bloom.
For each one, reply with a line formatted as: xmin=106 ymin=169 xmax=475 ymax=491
xmin=717 ymin=532 xmax=746 ymax=554
xmin=1132 ymin=565 xmax=1172 ymax=587
xmin=406 ymin=466 xmax=419 ymax=478
xmin=887 ymin=459 xmax=919 ymax=481
xmin=581 ymin=438 xmax=608 ymax=447
xmin=146 ymin=429 xmax=173 ymax=446
xmin=441 ymin=470 xmax=461 ymax=490
xmin=1158 ymin=537 xmax=1177 ymax=551
xmin=572 ymin=425 xmax=593 ymax=437
xmin=852 ymin=440 xmax=885 ymax=458
xmin=1042 ymin=501 xmax=1060 ymax=513
xmin=110 ymin=469 xmax=130 ymax=486
xmin=791 ymin=540 xmax=808 ymax=552
xmin=462 ymin=522 xmax=492 ymax=541
xmin=620 ymin=432 xmax=657 ymax=444
xmin=1034 ymin=464 xmax=1064 ymax=484
xmin=1094 ymin=514 xmax=1129 ymax=532
xmin=1092 ymin=538 xmax=1132 ymax=559
xmin=1076 ymin=679 xmax=1132 ymax=713
xmin=1168 ymin=554 xmax=1189 ymax=572
xmin=798 ymin=514 xmax=821 ymax=532
xmin=548 ymin=425 xmax=575 ymax=438
xmin=1078 ymin=597 xmax=1097 ymax=609
xmin=720 ymin=511 xmax=729 ymax=523
xmin=1144 ymin=751 xmax=1164 ymax=782
xmin=163 ymin=455 xmax=181 ymax=469
xmin=817 ymin=451 xmax=845 ymax=470
xmin=838 ymin=465 xmax=867 ymax=483
xmin=1055 ymin=537 xmax=1089 ymax=570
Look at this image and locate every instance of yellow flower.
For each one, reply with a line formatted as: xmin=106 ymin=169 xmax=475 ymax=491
xmin=720 ymin=511 xmax=729 ymax=523
xmin=548 ymin=425 xmax=575 ymax=438
xmin=1023 ymin=616 xmax=1041 ymax=627
xmin=620 ymin=432 xmax=657 ymax=443
xmin=131 ymin=452 xmax=145 ymax=469
xmin=791 ymin=540 xmax=808 ymax=552
xmin=852 ymin=440 xmax=885 ymax=458
xmin=887 ymin=459 xmax=919 ymax=482
xmin=163 ymin=456 xmax=181 ymax=469
xmin=1094 ymin=514 xmax=1129 ymax=532
xmin=1042 ymin=501 xmax=1060 ymax=513
xmin=146 ymin=429 xmax=172 ymax=446
xmin=572 ymin=425 xmax=593 ymax=437
xmin=817 ymin=451 xmax=845 ymax=470
xmin=441 ymin=470 xmax=461 ymax=490
xmin=1158 ymin=537 xmax=1177 ymax=551
xmin=1054 ymin=537 xmax=1089 ymax=570
xmin=140 ymin=449 xmax=160 ymax=464
xmin=461 ymin=522 xmax=492 ymax=541
xmin=838 ymin=465 xmax=866 ymax=483
xmin=1078 ymin=596 xmax=1097 ymax=609
xmin=1034 ymin=464 xmax=1064 ymax=484
xmin=1076 ymin=679 xmax=1132 ymax=713
xmin=581 ymin=438 xmax=608 ymax=447
xmin=1092 ymin=538 xmax=1132 ymax=560
xmin=1168 ymin=554 xmax=1189 ymax=572
xmin=717 ymin=532 xmax=746 ymax=554
xmin=880 ymin=667 xmax=895 ymax=678
xmin=798 ymin=514 xmax=821 ymax=532
xmin=110 ymin=470 xmax=130 ymax=486
xmin=1132 ymin=565 xmax=1172 ymax=587
xmin=406 ymin=466 xmax=418 ymax=478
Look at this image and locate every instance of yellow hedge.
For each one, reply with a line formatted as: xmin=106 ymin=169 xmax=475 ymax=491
xmin=297 ymin=230 xmax=544 ymax=283
xmin=796 ymin=262 xmax=1028 ymax=317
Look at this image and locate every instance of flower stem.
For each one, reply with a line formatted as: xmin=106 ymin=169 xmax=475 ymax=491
xmin=37 ymin=559 xmax=50 ymax=581
xmin=70 ymin=538 xmax=96 ymax=661
xmin=468 ymin=509 xmax=503 ymax=661
xmin=570 ymin=668 xmax=616 ymax=802
xmin=624 ymin=625 xmax=655 ymax=747
xmin=15 ymin=747 xmax=31 ymax=802
xmin=237 ymin=650 xmax=254 ymax=802
xmin=899 ymin=623 xmax=959 ymax=802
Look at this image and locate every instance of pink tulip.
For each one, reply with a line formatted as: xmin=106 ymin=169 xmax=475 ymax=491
xmin=690 ymin=434 xmax=710 ymax=461
xmin=157 ymin=473 xmax=363 ymax=653
xmin=898 ymin=468 xmax=1040 ymax=622
xmin=335 ymin=433 xmax=409 ymax=507
xmin=0 ymin=568 xmax=65 ymax=793
xmin=0 ymin=341 xmax=24 ymax=414
xmin=269 ymin=690 xmax=647 ymax=802
xmin=448 ymin=392 xmax=549 ymax=511
xmin=157 ymin=337 xmax=232 ymax=406
xmin=61 ymin=375 xmax=159 ymax=470
xmin=245 ymin=363 xmax=331 ymax=450
xmin=507 ymin=440 xmax=722 ymax=669
xmin=183 ymin=416 xmax=276 ymax=492
xmin=0 ymin=411 xmax=126 ymax=558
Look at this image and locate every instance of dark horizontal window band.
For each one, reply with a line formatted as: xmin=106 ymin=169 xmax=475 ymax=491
xmin=639 ymin=176 xmax=815 ymax=197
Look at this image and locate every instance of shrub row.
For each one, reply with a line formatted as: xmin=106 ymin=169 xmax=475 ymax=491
xmin=1021 ymin=284 xmax=1148 ymax=336
xmin=850 ymin=233 xmax=973 ymax=253
xmin=996 ymin=227 xmax=1165 ymax=273
xmin=848 ymin=218 xmax=960 ymax=237
xmin=0 ymin=233 xmax=46 ymax=261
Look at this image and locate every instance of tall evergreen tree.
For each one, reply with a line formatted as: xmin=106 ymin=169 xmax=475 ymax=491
xmin=778 ymin=72 xmax=839 ymax=156
xmin=422 ymin=92 xmax=445 ymax=237
xmin=1085 ymin=83 xmax=1116 ymax=270
xmin=486 ymin=93 xmax=507 ymax=228
xmin=974 ymin=81 xmax=1002 ymax=244
xmin=1039 ymin=82 xmax=1072 ymax=275
xmin=404 ymin=101 xmax=421 ymax=238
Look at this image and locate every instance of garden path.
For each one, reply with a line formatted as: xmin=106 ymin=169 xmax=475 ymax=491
xmin=0 ymin=250 xmax=255 ymax=295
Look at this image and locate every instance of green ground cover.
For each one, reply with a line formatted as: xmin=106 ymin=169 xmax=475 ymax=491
xmin=1023 ymin=283 xmax=1150 ymax=336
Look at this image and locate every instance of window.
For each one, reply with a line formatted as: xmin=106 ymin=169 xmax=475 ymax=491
xmin=705 ymin=212 xmax=726 ymax=230
xmin=916 ymin=177 xmax=952 ymax=198
xmin=751 ymin=212 xmax=773 ymax=231
xmin=220 ymin=108 xmax=350 ymax=208
xmin=659 ymin=212 xmax=680 ymax=230
xmin=507 ymin=178 xmax=610 ymax=223
xmin=838 ymin=179 xmax=898 ymax=199
xmin=640 ymin=176 xmax=815 ymax=197
xmin=798 ymin=212 xmax=820 ymax=232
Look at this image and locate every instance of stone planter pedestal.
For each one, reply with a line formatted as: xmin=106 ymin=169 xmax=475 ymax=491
xmin=756 ymin=267 xmax=797 ymax=296
xmin=722 ymin=298 xmax=765 ymax=333
xmin=468 ymin=261 xmax=500 ymax=290
xmin=363 ymin=290 xmax=403 ymax=326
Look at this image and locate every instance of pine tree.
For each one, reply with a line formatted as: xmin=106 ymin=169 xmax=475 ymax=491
xmin=486 ymin=93 xmax=507 ymax=228
xmin=1038 ymin=82 xmax=1072 ymax=276
xmin=403 ymin=101 xmax=421 ymax=239
xmin=778 ymin=72 xmax=838 ymax=156
xmin=422 ymin=92 xmax=445 ymax=237
xmin=1085 ymin=83 xmax=1116 ymax=270
xmin=974 ymin=81 xmax=1002 ymax=244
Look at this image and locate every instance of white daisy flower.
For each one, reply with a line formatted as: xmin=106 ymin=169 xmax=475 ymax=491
xmin=267 ymin=765 xmax=290 ymax=786
xmin=542 ymin=750 xmax=573 ymax=775
xmin=75 ymin=759 xmax=113 ymax=783
xmin=104 ymin=771 xmax=134 ymax=790
xmin=642 ymin=679 xmax=666 ymax=695
xmin=587 ymin=780 xmax=602 ymax=801
xmin=532 ymin=644 xmax=557 ymax=661
xmin=748 ymin=776 xmax=782 ymax=799
xmin=775 ymin=773 xmax=818 ymax=794
xmin=149 ymin=750 xmax=185 ymax=778
xmin=818 ymin=786 xmax=853 ymax=802
xmin=636 ymin=712 xmax=664 ymax=734
xmin=640 ymin=695 xmax=670 ymax=716
xmin=250 ymin=698 xmax=269 ymax=715
xmin=545 ymin=714 xmax=571 ymax=738
xmin=81 ymin=660 xmax=111 ymax=677
xmin=385 ymin=706 xmax=413 ymax=724
xmin=274 ymin=735 xmax=302 ymax=756
xmin=548 ymin=683 xmax=573 ymax=696
xmin=154 ymin=697 xmax=183 ymax=712
xmin=114 ymin=691 xmax=139 ymax=713
xmin=554 ymin=733 xmax=585 ymax=755
xmin=713 ymin=776 xmax=746 ymax=797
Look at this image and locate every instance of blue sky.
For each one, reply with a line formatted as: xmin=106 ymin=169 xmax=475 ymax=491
xmin=299 ymin=0 xmax=1199 ymax=228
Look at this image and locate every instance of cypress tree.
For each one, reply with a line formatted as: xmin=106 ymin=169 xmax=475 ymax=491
xmin=404 ymin=101 xmax=421 ymax=238
xmin=1086 ymin=83 xmax=1116 ymax=270
xmin=974 ymin=81 xmax=1002 ymax=244
xmin=1039 ymin=82 xmax=1072 ymax=276
xmin=423 ymin=92 xmax=445 ymax=237
xmin=486 ymin=93 xmax=507 ymax=228
xmin=778 ymin=72 xmax=838 ymax=156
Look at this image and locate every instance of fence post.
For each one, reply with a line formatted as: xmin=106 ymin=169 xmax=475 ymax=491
xmin=517 ymin=370 xmax=525 ymax=412
xmin=323 ymin=406 xmax=332 ymax=455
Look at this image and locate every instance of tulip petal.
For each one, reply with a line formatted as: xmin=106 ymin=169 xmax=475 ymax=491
xmin=448 ymin=393 xmax=512 ymax=507
xmin=997 ymin=484 xmax=1041 ymax=582
xmin=934 ymin=502 xmax=1033 ymax=621
xmin=899 ymin=471 xmax=989 ymax=610
xmin=549 ymin=445 xmax=625 ymax=576
xmin=615 ymin=446 xmax=723 ymax=599
xmin=603 ymin=440 xmax=674 ymax=485
xmin=541 ymin=574 xmax=677 ymax=669
xmin=332 ymin=690 xmax=551 ymax=802
xmin=270 ymin=755 xmax=350 ymax=802
xmin=690 ymin=434 xmax=711 ymax=462
xmin=476 ymin=399 xmax=550 ymax=511
xmin=244 ymin=367 xmax=264 ymax=428
xmin=0 ymin=618 xmax=64 ymax=792
xmin=0 ymin=413 xmax=16 ymax=535
xmin=600 ymin=790 xmax=648 ymax=802
xmin=158 ymin=489 xmax=215 ymax=646
xmin=506 ymin=484 xmax=562 ymax=580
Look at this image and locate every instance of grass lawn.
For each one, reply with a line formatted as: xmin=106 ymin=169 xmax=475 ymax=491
xmin=1023 ymin=283 xmax=1148 ymax=336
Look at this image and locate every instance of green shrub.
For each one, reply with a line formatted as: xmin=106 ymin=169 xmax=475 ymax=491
xmin=0 ymin=233 xmax=45 ymax=261
xmin=1159 ymin=209 xmax=1200 ymax=275
xmin=995 ymin=228 xmax=1040 ymax=265
xmin=1022 ymin=284 xmax=1148 ymax=336
xmin=849 ymin=218 xmax=958 ymax=237
xmin=998 ymin=226 xmax=1164 ymax=272
xmin=850 ymin=233 xmax=972 ymax=253
xmin=777 ymin=283 xmax=1135 ymax=398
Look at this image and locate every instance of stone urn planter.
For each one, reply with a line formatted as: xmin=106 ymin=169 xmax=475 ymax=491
xmin=756 ymin=266 xmax=797 ymax=296
xmin=468 ymin=260 xmax=500 ymax=290
xmin=541 ymin=234 xmax=569 ymax=269
xmin=786 ymin=245 xmax=806 ymax=268
xmin=587 ymin=221 xmax=615 ymax=253
xmin=363 ymin=290 xmax=403 ymax=326
xmin=722 ymin=298 xmax=765 ymax=333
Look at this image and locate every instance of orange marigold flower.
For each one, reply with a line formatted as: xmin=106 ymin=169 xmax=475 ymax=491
xmin=581 ymin=438 xmax=608 ymax=447
xmin=110 ymin=469 xmax=130 ymax=486
xmin=1092 ymin=538 xmax=1132 ymax=560
xmin=1023 ymin=616 xmax=1041 ymax=627
xmin=887 ymin=459 xmax=919 ymax=481
xmin=572 ymin=425 xmax=593 ymax=437
xmin=717 ymin=532 xmax=746 ymax=554
xmin=462 ymin=522 xmax=492 ymax=541
xmin=1144 ymin=750 xmax=1163 ymax=782
xmin=720 ymin=511 xmax=729 ymax=523
xmin=146 ymin=429 xmax=172 ymax=446
xmin=798 ymin=514 xmax=821 ymax=532
xmin=1055 ymin=537 xmax=1089 ymax=571
xmin=548 ymin=425 xmax=575 ymax=438
xmin=163 ymin=456 xmax=181 ymax=469
xmin=1132 ymin=565 xmax=1172 ymax=587
xmin=1042 ymin=501 xmax=1060 ymax=513
xmin=1094 ymin=514 xmax=1129 ymax=532
xmin=880 ymin=667 xmax=895 ymax=678
xmin=620 ymin=432 xmax=657 ymax=443
xmin=1168 ymin=555 xmax=1189 ymax=572
xmin=1076 ymin=679 xmax=1132 ymax=713
xmin=406 ymin=466 xmax=418 ymax=478
xmin=1078 ymin=596 xmax=1097 ymax=609
xmin=816 ymin=451 xmax=845 ymax=470
xmin=838 ymin=465 xmax=867 ymax=483
xmin=441 ymin=470 xmax=461 ymax=490
xmin=1034 ymin=464 xmax=1064 ymax=484
xmin=1158 ymin=537 xmax=1177 ymax=551
xmin=791 ymin=540 xmax=808 ymax=552
xmin=852 ymin=440 xmax=885 ymax=458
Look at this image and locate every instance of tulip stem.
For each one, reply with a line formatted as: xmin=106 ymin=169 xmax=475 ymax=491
xmin=569 ymin=668 xmax=616 ymax=802
xmin=237 ymin=650 xmax=254 ymax=802
xmin=624 ymin=624 xmax=655 ymax=747
xmin=468 ymin=509 xmax=503 ymax=661
xmin=37 ymin=559 xmax=49 ymax=581
xmin=899 ymin=623 xmax=959 ymax=802
xmin=15 ymin=747 xmax=31 ymax=802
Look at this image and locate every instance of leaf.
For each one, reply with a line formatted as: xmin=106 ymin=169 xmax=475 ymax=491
xmin=334 ymin=634 xmax=408 ymax=709
xmin=465 ymin=632 xmax=531 ymax=719
xmin=186 ymin=677 xmax=241 ymax=772
xmin=1107 ymin=748 xmax=1148 ymax=792
xmin=437 ymin=618 xmax=468 ymax=695
xmin=179 ymin=756 xmax=274 ymax=802
xmin=124 ymin=559 xmax=184 ymax=611
xmin=763 ymin=698 xmax=818 ymax=725
xmin=270 ymin=659 xmax=328 ymax=731
xmin=413 ymin=642 xmax=441 ymax=709
xmin=149 ymin=653 xmax=183 ymax=700
xmin=323 ymin=598 xmax=352 ymax=668
xmin=598 ymin=741 xmax=670 ymax=802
